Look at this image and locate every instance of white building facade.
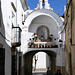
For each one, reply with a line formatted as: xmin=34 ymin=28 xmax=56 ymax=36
xmin=0 ymin=0 xmax=65 ymax=75
xmin=0 ymin=0 xmax=28 ymax=75
xmin=21 ymin=0 xmax=65 ymax=75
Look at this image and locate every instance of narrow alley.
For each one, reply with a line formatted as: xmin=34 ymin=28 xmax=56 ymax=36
xmin=0 ymin=0 xmax=75 ymax=75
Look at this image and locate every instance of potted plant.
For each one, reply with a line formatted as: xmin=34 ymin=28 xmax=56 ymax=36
xmin=28 ymin=42 xmax=31 ymax=48
xmin=39 ymin=44 xmax=41 ymax=48
xmin=49 ymin=44 xmax=51 ymax=48
xmin=35 ymin=44 xmax=38 ymax=48
xmin=41 ymin=44 xmax=44 ymax=48
xmin=48 ymin=35 xmax=53 ymax=42
xmin=45 ymin=44 xmax=47 ymax=48
xmin=54 ymin=45 xmax=58 ymax=48
xmin=45 ymin=44 xmax=49 ymax=48
xmin=51 ymin=44 xmax=54 ymax=48
xmin=48 ymin=37 xmax=52 ymax=42
xmin=54 ymin=38 xmax=56 ymax=40
xmin=31 ymin=42 xmax=35 ymax=48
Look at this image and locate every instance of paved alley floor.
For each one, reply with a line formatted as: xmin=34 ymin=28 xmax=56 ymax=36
xmin=32 ymin=71 xmax=47 ymax=75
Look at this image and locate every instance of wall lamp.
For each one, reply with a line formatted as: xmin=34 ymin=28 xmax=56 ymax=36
xmin=22 ymin=21 xmax=25 ymax=25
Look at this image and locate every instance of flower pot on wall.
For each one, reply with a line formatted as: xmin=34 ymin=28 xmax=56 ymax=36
xmin=39 ymin=44 xmax=41 ymax=48
xmin=45 ymin=44 xmax=47 ymax=48
xmin=28 ymin=45 xmax=31 ymax=48
xmin=49 ymin=45 xmax=51 ymax=48
xmin=31 ymin=45 xmax=35 ymax=48
xmin=55 ymin=45 xmax=58 ymax=48
xmin=35 ymin=44 xmax=38 ymax=48
xmin=51 ymin=45 xmax=53 ymax=48
xmin=41 ymin=45 xmax=44 ymax=48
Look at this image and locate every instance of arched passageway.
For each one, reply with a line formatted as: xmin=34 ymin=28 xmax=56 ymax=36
xmin=24 ymin=50 xmax=56 ymax=75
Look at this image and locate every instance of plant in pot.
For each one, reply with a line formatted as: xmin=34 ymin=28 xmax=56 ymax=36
xmin=28 ymin=42 xmax=31 ymax=48
xmin=39 ymin=44 xmax=41 ymax=48
xmin=31 ymin=42 xmax=35 ymax=48
xmin=48 ymin=36 xmax=53 ymax=42
xmin=41 ymin=44 xmax=44 ymax=48
xmin=45 ymin=44 xmax=48 ymax=48
xmin=54 ymin=38 xmax=56 ymax=40
xmin=51 ymin=43 xmax=54 ymax=48
xmin=45 ymin=44 xmax=47 ymax=48
xmin=54 ymin=45 xmax=58 ymax=48
xmin=48 ymin=37 xmax=52 ymax=42
xmin=49 ymin=44 xmax=51 ymax=48
xmin=35 ymin=44 xmax=38 ymax=48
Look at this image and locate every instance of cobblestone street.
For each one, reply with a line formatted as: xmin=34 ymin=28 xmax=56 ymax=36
xmin=32 ymin=71 xmax=47 ymax=75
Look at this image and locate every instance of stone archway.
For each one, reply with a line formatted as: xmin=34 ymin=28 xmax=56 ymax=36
xmin=36 ymin=25 xmax=49 ymax=41
xmin=24 ymin=50 xmax=56 ymax=75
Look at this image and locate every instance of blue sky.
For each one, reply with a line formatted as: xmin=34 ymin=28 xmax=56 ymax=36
xmin=26 ymin=0 xmax=67 ymax=16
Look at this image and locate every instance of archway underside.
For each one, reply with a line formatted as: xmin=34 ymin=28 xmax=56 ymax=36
xmin=24 ymin=50 xmax=56 ymax=75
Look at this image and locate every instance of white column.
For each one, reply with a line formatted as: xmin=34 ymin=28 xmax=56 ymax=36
xmin=39 ymin=0 xmax=43 ymax=9
xmin=45 ymin=0 xmax=50 ymax=9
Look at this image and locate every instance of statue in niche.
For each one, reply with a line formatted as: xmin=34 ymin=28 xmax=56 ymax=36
xmin=41 ymin=31 xmax=44 ymax=40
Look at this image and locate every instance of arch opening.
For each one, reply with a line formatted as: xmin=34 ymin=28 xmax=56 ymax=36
xmin=24 ymin=50 xmax=56 ymax=75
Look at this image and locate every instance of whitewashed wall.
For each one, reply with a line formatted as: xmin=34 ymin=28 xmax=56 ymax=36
xmin=36 ymin=52 xmax=47 ymax=69
xmin=1 ymin=1 xmax=11 ymax=75
xmin=21 ymin=14 xmax=59 ymax=53
xmin=1 ymin=0 xmax=25 ymax=75
xmin=28 ymin=15 xmax=58 ymax=69
xmin=29 ymin=15 xmax=58 ymax=38
xmin=22 ymin=9 xmax=65 ymax=69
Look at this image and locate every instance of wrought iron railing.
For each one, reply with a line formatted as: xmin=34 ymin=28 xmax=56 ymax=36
xmin=11 ymin=26 xmax=22 ymax=47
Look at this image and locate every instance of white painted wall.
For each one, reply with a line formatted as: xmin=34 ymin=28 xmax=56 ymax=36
xmin=56 ymin=46 xmax=65 ymax=66
xmin=1 ymin=1 xmax=11 ymax=75
xmin=22 ymin=8 xmax=65 ymax=69
xmin=28 ymin=15 xmax=58 ymax=69
xmin=21 ymin=31 xmax=33 ymax=54
xmin=1 ymin=0 xmax=26 ymax=75
xmin=1 ymin=0 xmax=11 ymax=46
xmin=46 ymin=54 xmax=50 ymax=68
xmin=27 ymin=15 xmax=58 ymax=69
xmin=29 ymin=15 xmax=58 ymax=41
xmin=36 ymin=52 xmax=47 ymax=69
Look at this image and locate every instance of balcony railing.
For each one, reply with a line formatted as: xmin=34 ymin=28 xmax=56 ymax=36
xmin=28 ymin=42 xmax=58 ymax=48
xmin=11 ymin=27 xmax=22 ymax=47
